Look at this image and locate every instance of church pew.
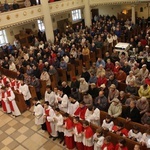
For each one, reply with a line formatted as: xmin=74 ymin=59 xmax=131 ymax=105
xmin=95 ymin=48 xmax=102 ymax=59
xmin=118 ymin=81 xmax=127 ymax=91
xmin=83 ymin=55 xmax=90 ymax=69
xmin=40 ymin=80 xmax=47 ymax=98
xmin=0 ymin=67 xmax=17 ymax=79
xmin=14 ymin=91 xmax=27 ymax=113
xmin=67 ymin=63 xmax=76 ymax=79
xmin=75 ymin=59 xmax=82 ymax=75
xmin=57 ymin=68 xmax=67 ymax=82
xmin=29 ymin=86 xmax=37 ymax=106
xmin=50 ymin=73 xmax=58 ymax=90
xmin=90 ymin=52 xmax=96 ymax=63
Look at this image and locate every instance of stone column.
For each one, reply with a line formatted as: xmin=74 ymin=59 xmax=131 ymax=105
xmin=84 ymin=0 xmax=91 ymax=27
xmin=40 ymin=0 xmax=54 ymax=42
xmin=131 ymin=5 xmax=136 ymax=24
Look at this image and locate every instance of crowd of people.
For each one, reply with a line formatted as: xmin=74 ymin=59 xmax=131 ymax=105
xmin=0 ymin=0 xmax=57 ymax=12
xmin=0 ymin=14 xmax=150 ymax=149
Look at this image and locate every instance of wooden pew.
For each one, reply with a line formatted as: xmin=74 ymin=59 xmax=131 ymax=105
xmin=75 ymin=59 xmax=82 ymax=75
xmin=118 ymin=82 xmax=127 ymax=91
xmin=0 ymin=67 xmax=17 ymax=79
xmin=95 ymin=48 xmax=102 ymax=58
xmin=14 ymin=91 xmax=27 ymax=113
xmin=57 ymin=68 xmax=67 ymax=82
xmin=29 ymin=86 xmax=37 ymax=106
xmin=67 ymin=63 xmax=76 ymax=79
xmin=83 ymin=55 xmax=90 ymax=69
xmin=90 ymin=52 xmax=96 ymax=63
xmin=50 ymin=73 xmax=58 ymax=90
xmin=40 ymin=80 xmax=47 ymax=98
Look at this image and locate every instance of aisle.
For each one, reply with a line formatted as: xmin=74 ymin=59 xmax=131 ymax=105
xmin=0 ymin=107 xmax=65 ymax=150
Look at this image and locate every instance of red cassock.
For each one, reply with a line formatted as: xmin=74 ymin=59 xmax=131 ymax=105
xmin=10 ymin=80 xmax=16 ymax=91
xmin=74 ymin=122 xmax=83 ymax=150
xmin=49 ymin=0 xmax=54 ymax=2
xmin=84 ymin=126 xmax=94 ymax=150
xmin=1 ymin=92 xmax=7 ymax=112
xmin=7 ymin=90 xmax=14 ymax=111
xmin=45 ymin=109 xmax=52 ymax=134
xmin=2 ymin=77 xmax=7 ymax=85
xmin=74 ymin=106 xmax=87 ymax=120
xmin=101 ymin=142 xmax=115 ymax=150
xmin=65 ymin=118 xmax=75 ymax=149
xmin=112 ymin=125 xmax=129 ymax=137
xmin=115 ymin=144 xmax=128 ymax=150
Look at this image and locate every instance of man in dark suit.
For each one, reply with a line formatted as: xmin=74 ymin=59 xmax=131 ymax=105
xmin=122 ymin=100 xmax=141 ymax=123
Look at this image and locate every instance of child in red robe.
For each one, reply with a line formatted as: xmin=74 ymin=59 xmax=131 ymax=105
xmin=112 ymin=122 xmax=129 ymax=137
xmin=82 ymin=120 xmax=94 ymax=150
xmin=115 ymin=138 xmax=128 ymax=150
xmin=63 ymin=113 xmax=75 ymax=150
xmin=73 ymin=116 xmax=83 ymax=150
xmin=101 ymin=136 xmax=114 ymax=150
xmin=74 ymin=101 xmax=87 ymax=120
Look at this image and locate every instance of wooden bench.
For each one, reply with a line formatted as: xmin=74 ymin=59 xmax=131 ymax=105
xmin=67 ymin=63 xmax=76 ymax=79
xmin=90 ymin=52 xmax=96 ymax=63
xmin=40 ymin=80 xmax=47 ymax=98
xmin=50 ymin=73 xmax=58 ymax=90
xmin=95 ymin=48 xmax=102 ymax=58
xmin=75 ymin=59 xmax=82 ymax=75
xmin=83 ymin=55 xmax=90 ymax=69
xmin=14 ymin=91 xmax=27 ymax=113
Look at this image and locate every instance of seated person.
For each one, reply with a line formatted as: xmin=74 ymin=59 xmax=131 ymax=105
xmin=108 ymin=98 xmax=122 ymax=118
xmin=141 ymin=108 xmax=150 ymax=127
xmin=83 ymin=92 xmax=93 ymax=107
xmin=125 ymin=81 xmax=137 ymax=96
xmin=119 ymin=91 xmax=126 ymax=105
xmin=88 ymin=72 xmax=97 ymax=84
xmin=140 ymin=128 xmax=150 ymax=148
xmin=138 ymin=83 xmax=150 ymax=98
xmin=79 ymin=78 xmax=89 ymax=94
xmin=101 ymin=136 xmax=114 ymax=150
xmin=112 ymin=122 xmax=129 ymax=137
xmin=126 ymin=71 xmax=135 ymax=85
xmin=122 ymin=100 xmax=141 ymax=123
xmin=102 ymin=114 xmax=114 ymax=131
xmin=81 ymin=67 xmax=90 ymax=82
xmin=115 ymin=138 xmax=128 ymax=150
xmin=115 ymin=68 xmax=127 ymax=82
xmin=94 ymin=90 xmax=108 ymax=111
xmin=59 ymin=58 xmax=67 ymax=70
xmin=128 ymin=125 xmax=142 ymax=142
xmin=108 ymin=84 xmax=119 ymax=103
xmin=136 ymin=97 xmax=149 ymax=116
xmin=96 ymin=73 xmax=107 ymax=88
xmin=107 ymin=74 xmax=118 ymax=88
xmin=88 ymin=83 xmax=99 ymax=100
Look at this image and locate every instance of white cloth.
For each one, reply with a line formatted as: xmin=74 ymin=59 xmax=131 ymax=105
xmin=102 ymin=120 xmax=114 ymax=131
xmin=19 ymin=84 xmax=31 ymax=101
xmin=54 ymin=114 xmax=64 ymax=132
xmin=46 ymin=106 xmax=58 ymax=137
xmin=74 ymin=126 xmax=83 ymax=142
xmin=140 ymin=133 xmax=150 ymax=148
xmin=83 ymin=131 xmax=93 ymax=147
xmin=7 ymin=88 xmax=21 ymax=116
xmin=86 ymin=108 xmax=100 ymax=126
xmin=44 ymin=91 xmax=55 ymax=106
xmin=34 ymin=101 xmax=45 ymax=125
xmin=93 ymin=133 xmax=104 ymax=150
xmin=128 ymin=129 xmax=142 ymax=142
xmin=67 ymin=101 xmax=79 ymax=116
xmin=58 ymin=94 xmax=69 ymax=112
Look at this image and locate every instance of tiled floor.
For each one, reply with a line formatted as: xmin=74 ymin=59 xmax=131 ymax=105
xmin=0 ymin=107 xmax=65 ymax=150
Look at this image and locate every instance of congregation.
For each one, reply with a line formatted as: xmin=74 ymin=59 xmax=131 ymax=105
xmin=0 ymin=15 xmax=150 ymax=150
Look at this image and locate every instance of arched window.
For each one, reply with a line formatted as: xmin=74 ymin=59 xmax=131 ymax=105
xmin=0 ymin=30 xmax=8 ymax=46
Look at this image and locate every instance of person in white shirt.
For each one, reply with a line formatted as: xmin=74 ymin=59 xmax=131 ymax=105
xmin=33 ymin=98 xmax=46 ymax=132
xmin=43 ymin=101 xmax=58 ymax=140
xmin=57 ymin=87 xmax=69 ymax=113
xmin=5 ymin=85 xmax=21 ymax=117
xmin=63 ymin=54 xmax=69 ymax=63
xmin=128 ymin=125 xmax=142 ymax=142
xmin=67 ymin=94 xmax=79 ymax=116
xmin=102 ymin=114 xmax=114 ymax=131
xmin=53 ymin=108 xmax=64 ymax=144
xmin=85 ymin=106 xmax=100 ymax=126
xmin=126 ymin=71 xmax=136 ymax=85
xmin=44 ymin=85 xmax=55 ymax=107
xmin=140 ymin=128 xmax=150 ymax=148
xmin=93 ymin=128 xmax=104 ymax=150
xmin=9 ymin=61 xmax=17 ymax=72
xmin=19 ymin=80 xmax=31 ymax=109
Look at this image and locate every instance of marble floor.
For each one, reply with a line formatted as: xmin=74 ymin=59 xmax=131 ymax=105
xmin=0 ymin=107 xmax=65 ymax=150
